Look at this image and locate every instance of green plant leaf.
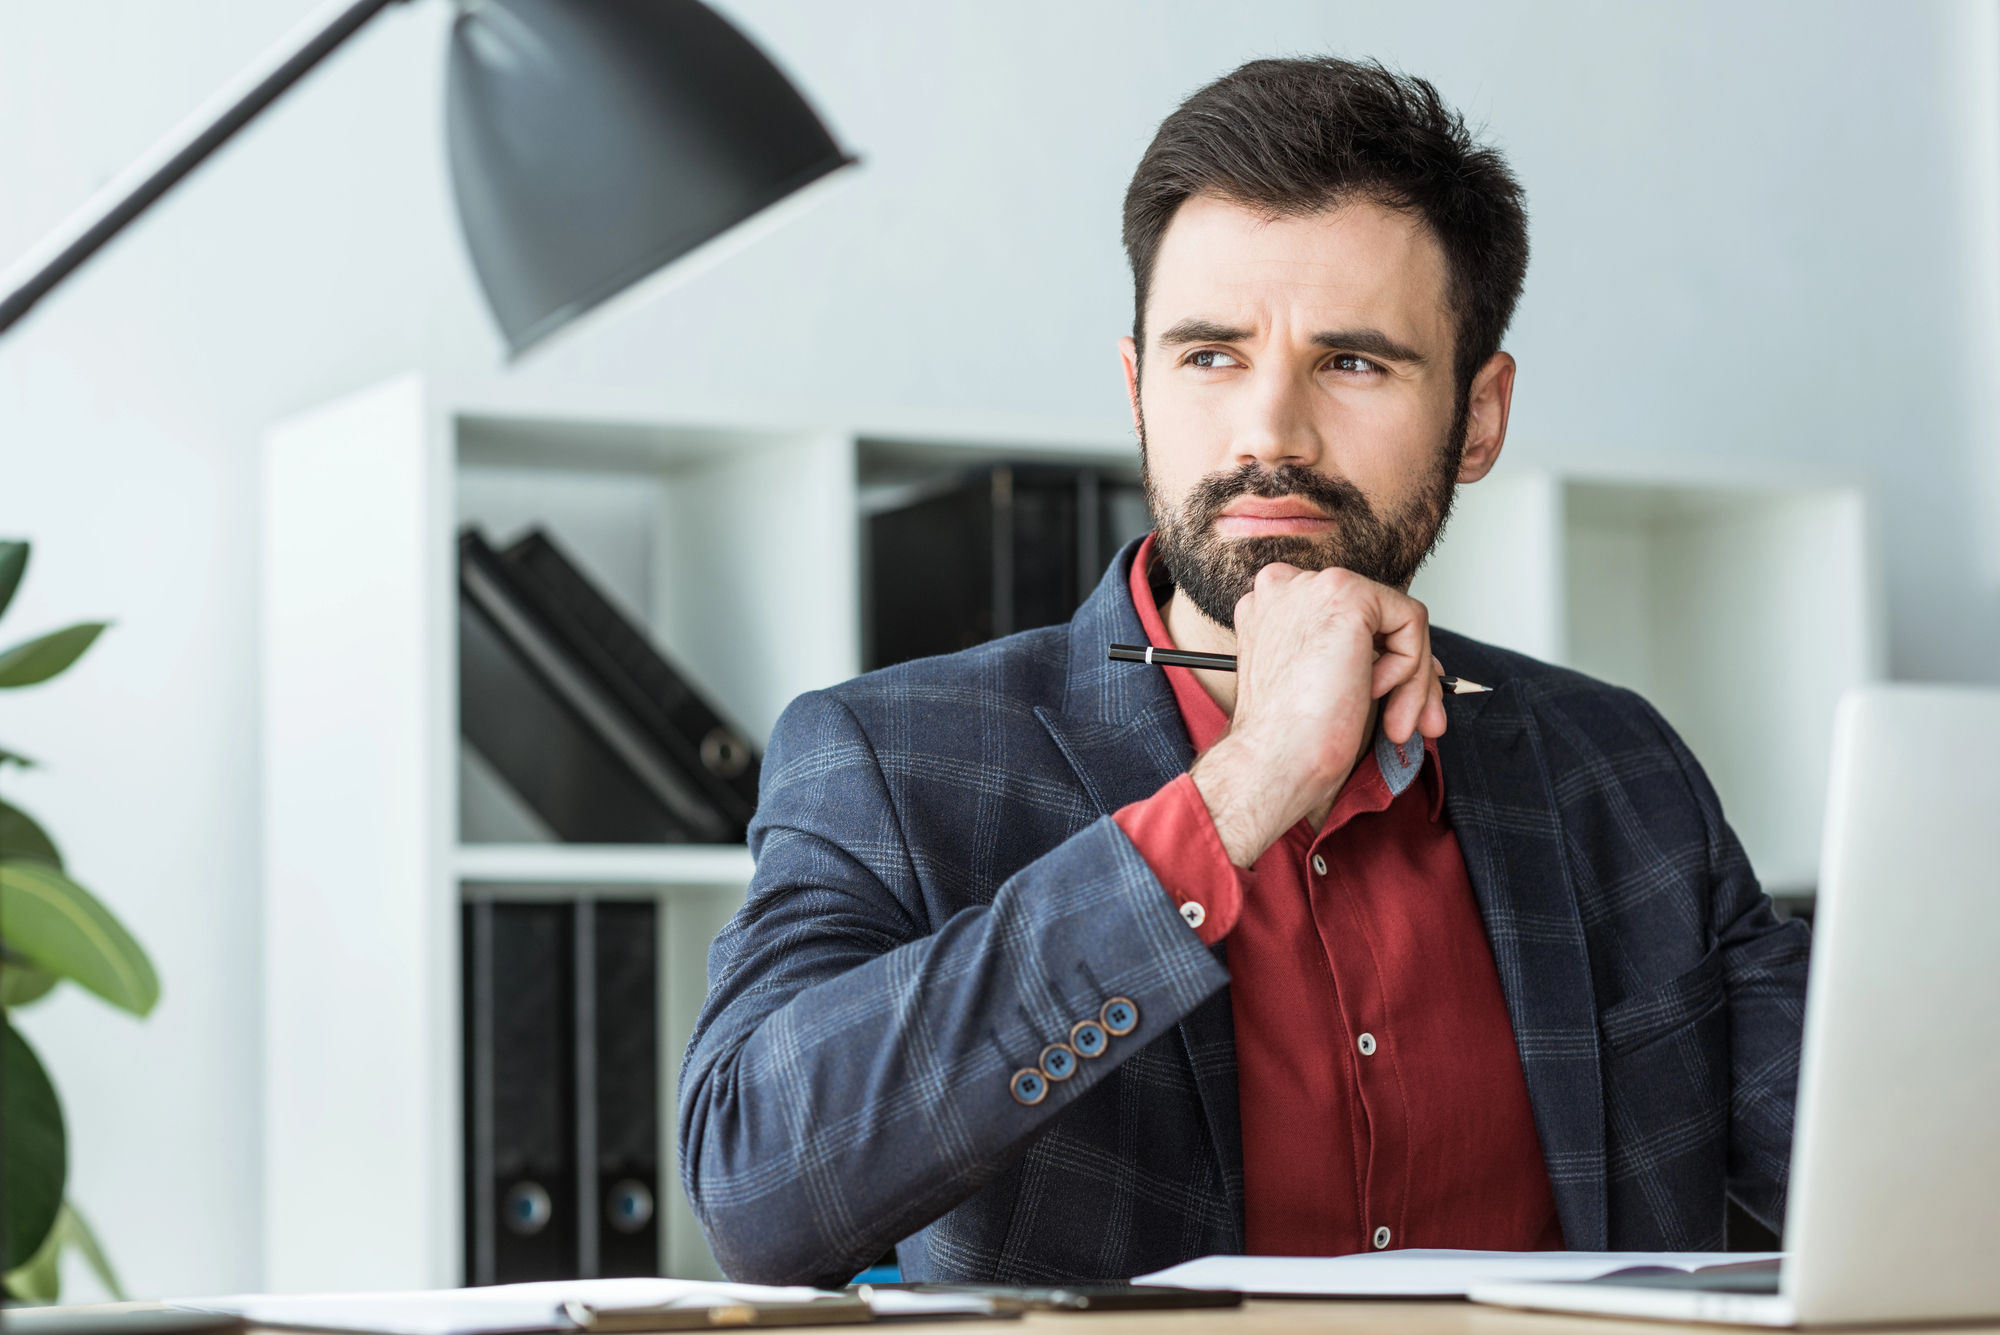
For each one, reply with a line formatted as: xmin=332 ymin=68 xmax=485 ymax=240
xmin=0 ymin=623 xmax=107 ymax=688
xmin=1 ymin=962 xmax=60 ymax=1008
xmin=0 ymin=746 xmax=38 ymax=768
xmin=0 ymin=543 xmax=26 ymax=623
xmin=0 ymin=860 xmax=158 ymax=1016
xmin=2 ymin=1020 xmax=66 ymax=1271
xmin=0 ymin=798 xmax=63 ymax=867
xmin=4 ymin=1200 xmax=123 ymax=1303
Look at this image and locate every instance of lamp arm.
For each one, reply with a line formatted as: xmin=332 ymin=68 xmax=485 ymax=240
xmin=0 ymin=0 xmax=411 ymax=340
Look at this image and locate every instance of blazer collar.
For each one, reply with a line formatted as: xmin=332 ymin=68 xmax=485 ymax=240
xmin=1041 ymin=538 xmax=1194 ymax=812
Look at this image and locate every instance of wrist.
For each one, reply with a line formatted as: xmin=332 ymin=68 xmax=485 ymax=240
xmin=1190 ymin=731 xmax=1348 ymax=867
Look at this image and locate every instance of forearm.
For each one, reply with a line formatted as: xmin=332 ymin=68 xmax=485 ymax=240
xmin=677 ymin=815 xmax=1229 ymax=1285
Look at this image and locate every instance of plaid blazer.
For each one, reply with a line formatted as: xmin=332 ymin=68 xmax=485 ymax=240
xmin=678 ymin=540 xmax=1810 ymax=1286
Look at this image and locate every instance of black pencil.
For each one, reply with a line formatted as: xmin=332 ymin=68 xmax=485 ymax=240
xmin=1108 ymin=643 xmax=1492 ymax=694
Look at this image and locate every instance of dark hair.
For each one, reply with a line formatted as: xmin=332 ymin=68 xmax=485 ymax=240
xmin=1122 ymin=58 xmax=1529 ymax=395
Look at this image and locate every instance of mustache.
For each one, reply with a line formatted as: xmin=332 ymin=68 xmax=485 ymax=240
xmin=1186 ymin=462 xmax=1376 ymax=528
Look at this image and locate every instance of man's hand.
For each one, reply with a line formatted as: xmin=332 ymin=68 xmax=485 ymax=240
xmin=1188 ymin=564 xmax=1447 ymax=866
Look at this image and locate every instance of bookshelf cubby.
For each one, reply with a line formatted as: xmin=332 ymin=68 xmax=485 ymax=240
xmin=262 ymin=376 xmax=1878 ymax=1290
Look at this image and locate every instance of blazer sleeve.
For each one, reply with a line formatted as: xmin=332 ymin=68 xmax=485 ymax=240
xmin=676 ymin=688 xmax=1231 ymax=1286
xmin=1656 ymin=706 xmax=1812 ymax=1232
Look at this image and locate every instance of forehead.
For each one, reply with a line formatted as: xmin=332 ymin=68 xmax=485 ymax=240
xmin=1147 ymin=193 xmax=1452 ymax=344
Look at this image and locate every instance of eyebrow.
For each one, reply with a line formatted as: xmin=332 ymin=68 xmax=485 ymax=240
xmin=1155 ymin=317 xmax=1427 ymax=366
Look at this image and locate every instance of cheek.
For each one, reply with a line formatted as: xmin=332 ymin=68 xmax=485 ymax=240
xmin=1320 ymin=384 xmax=1453 ymax=491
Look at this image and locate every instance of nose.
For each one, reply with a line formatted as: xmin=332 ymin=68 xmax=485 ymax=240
xmin=1229 ymin=359 xmax=1323 ymax=472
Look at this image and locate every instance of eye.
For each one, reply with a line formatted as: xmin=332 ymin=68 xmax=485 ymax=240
xmin=1328 ymin=353 xmax=1383 ymax=374
xmin=1187 ymin=348 xmax=1242 ymax=369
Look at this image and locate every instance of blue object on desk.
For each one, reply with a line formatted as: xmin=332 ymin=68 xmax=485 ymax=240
xmin=852 ymin=1263 xmax=902 ymax=1284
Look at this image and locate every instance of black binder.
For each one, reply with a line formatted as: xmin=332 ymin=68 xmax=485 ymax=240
xmin=866 ymin=465 xmax=1151 ymax=670
xmin=500 ymin=530 xmax=760 ymax=829
xmin=592 ymin=900 xmax=661 ymax=1277
xmin=458 ymin=529 xmax=745 ymax=843
xmin=465 ymin=901 xmax=578 ymax=1284
xmin=465 ymin=898 xmax=661 ymax=1284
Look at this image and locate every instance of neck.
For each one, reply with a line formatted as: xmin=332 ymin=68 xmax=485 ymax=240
xmin=1161 ymin=588 xmax=1242 ymax=714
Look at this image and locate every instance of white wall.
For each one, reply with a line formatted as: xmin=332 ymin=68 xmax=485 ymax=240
xmin=3 ymin=0 xmax=1997 ymax=1299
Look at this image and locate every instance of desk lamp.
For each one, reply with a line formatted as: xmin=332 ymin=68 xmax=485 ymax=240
xmin=0 ymin=0 xmax=857 ymax=354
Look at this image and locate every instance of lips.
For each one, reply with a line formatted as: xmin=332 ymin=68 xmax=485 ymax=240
xmin=1212 ymin=496 xmax=1334 ymax=537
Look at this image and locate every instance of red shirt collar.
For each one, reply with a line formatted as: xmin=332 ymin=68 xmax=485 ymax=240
xmin=1126 ymin=533 xmax=1445 ymax=822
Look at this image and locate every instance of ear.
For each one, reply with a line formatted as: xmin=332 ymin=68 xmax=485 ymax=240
xmin=1119 ymin=336 xmax=1143 ymax=439
xmin=1457 ymin=351 xmax=1515 ymax=484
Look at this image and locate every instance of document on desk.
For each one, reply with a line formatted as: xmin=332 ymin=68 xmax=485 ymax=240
xmin=169 ymin=1278 xmax=997 ymax=1334
xmin=1132 ymin=1249 xmax=1783 ymax=1298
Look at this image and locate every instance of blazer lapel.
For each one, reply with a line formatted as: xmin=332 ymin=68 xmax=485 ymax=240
xmin=1439 ymin=682 xmax=1609 ymax=1249
xmin=1035 ymin=544 xmax=1246 ymax=1250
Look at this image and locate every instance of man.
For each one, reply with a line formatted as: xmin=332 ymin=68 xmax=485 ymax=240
xmin=678 ymin=58 xmax=1808 ymax=1287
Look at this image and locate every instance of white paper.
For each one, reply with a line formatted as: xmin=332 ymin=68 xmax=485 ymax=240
xmin=169 ymin=1278 xmax=835 ymax=1335
xmin=1133 ymin=1249 xmax=1784 ymax=1297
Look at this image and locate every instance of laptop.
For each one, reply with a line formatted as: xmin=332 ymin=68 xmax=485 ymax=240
xmin=1473 ymin=685 xmax=2000 ymax=1327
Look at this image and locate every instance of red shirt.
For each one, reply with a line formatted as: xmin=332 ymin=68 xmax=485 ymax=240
xmin=1112 ymin=536 xmax=1563 ymax=1256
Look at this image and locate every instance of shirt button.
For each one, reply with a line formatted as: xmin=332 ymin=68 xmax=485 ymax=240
xmin=1373 ymin=1225 xmax=1392 ymax=1250
xmin=1180 ymin=900 xmax=1206 ymax=929
xmin=1358 ymin=1032 xmax=1377 ymax=1056
xmin=1311 ymin=854 xmax=1328 ymax=876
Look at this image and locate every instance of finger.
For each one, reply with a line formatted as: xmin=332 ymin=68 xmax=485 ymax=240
xmin=1368 ymin=590 xmax=1432 ymax=700
xmin=1371 ymin=592 xmax=1434 ymax=744
xmin=1418 ymin=666 xmax=1448 ymax=739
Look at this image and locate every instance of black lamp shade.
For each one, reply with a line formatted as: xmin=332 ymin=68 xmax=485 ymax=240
xmin=447 ymin=0 xmax=852 ymax=356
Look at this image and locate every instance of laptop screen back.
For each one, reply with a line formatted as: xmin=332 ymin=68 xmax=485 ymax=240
xmin=1784 ymin=685 xmax=2000 ymax=1325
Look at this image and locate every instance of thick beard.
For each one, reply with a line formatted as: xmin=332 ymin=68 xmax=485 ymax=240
xmin=1141 ymin=405 xmax=1467 ymax=632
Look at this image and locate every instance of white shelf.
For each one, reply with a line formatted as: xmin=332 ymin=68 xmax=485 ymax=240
xmin=455 ymin=843 xmax=756 ymax=886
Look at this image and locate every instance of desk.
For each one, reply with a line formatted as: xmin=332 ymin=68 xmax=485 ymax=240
xmin=28 ymin=1299 xmax=2000 ymax=1335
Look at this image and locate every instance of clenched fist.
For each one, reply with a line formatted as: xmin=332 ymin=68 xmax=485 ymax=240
xmin=1189 ymin=563 xmax=1447 ymax=867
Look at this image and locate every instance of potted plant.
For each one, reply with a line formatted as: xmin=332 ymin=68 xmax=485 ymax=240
xmin=0 ymin=538 xmax=159 ymax=1300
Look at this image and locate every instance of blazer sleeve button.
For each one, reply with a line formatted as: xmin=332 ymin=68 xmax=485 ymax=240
xmin=1039 ymin=1042 xmax=1078 ymax=1081
xmin=1069 ymin=1019 xmax=1108 ymax=1058
xmin=1010 ymin=1068 xmax=1049 ymax=1105
xmin=1100 ymin=997 xmax=1139 ymax=1036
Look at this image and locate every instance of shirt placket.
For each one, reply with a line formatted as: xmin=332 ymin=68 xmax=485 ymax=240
xmin=1306 ymin=809 xmax=1411 ymax=1254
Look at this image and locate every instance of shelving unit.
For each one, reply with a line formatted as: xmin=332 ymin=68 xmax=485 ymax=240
xmin=262 ymin=375 xmax=1879 ymax=1292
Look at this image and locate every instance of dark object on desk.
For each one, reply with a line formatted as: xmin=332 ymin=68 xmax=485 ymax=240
xmin=463 ymin=899 xmax=660 ymax=1284
xmin=567 ymin=1297 xmax=872 ymax=1330
xmin=500 ymin=530 xmax=759 ymax=831
xmin=866 ymin=466 xmax=1151 ymax=671
xmin=1 ymin=1315 xmax=243 ymax=1335
xmin=1725 ymin=1195 xmax=1783 ymax=1252
xmin=906 ymin=1284 xmax=1244 ymax=1312
xmin=459 ymin=528 xmax=746 ymax=843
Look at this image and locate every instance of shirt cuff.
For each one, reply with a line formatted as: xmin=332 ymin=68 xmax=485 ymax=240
xmin=1112 ymin=772 xmax=1247 ymax=945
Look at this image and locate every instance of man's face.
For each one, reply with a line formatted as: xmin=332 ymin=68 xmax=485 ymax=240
xmin=1120 ymin=193 xmax=1508 ymax=630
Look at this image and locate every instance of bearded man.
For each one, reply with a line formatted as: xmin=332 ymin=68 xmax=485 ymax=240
xmin=678 ymin=58 xmax=1809 ymax=1287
